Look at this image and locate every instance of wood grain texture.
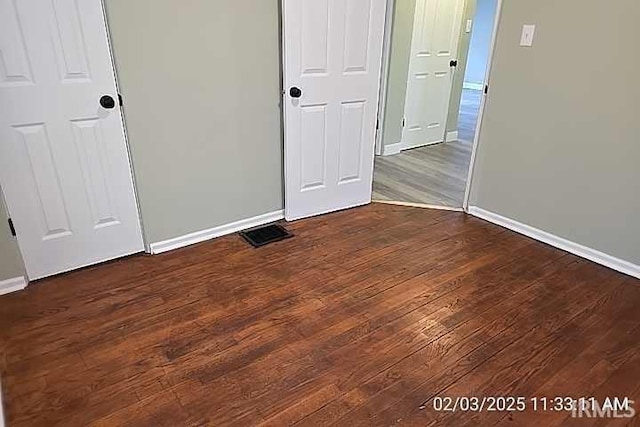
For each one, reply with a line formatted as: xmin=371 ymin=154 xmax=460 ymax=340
xmin=373 ymin=89 xmax=482 ymax=207
xmin=458 ymin=88 xmax=482 ymax=143
xmin=0 ymin=203 xmax=639 ymax=426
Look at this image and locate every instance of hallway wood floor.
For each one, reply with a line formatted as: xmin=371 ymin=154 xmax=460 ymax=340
xmin=1 ymin=204 xmax=639 ymax=426
xmin=373 ymin=89 xmax=482 ymax=207
xmin=372 ymin=140 xmax=472 ymax=207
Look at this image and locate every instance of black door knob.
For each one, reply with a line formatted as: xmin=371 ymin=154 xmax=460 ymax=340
xmin=289 ymin=87 xmax=302 ymax=98
xmin=100 ymin=95 xmax=116 ymax=109
xmin=449 ymin=60 xmax=458 ymax=67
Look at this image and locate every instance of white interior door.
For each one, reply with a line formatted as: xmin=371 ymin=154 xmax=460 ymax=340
xmin=402 ymin=0 xmax=465 ymax=150
xmin=283 ymin=0 xmax=387 ymax=221
xmin=0 ymin=0 xmax=144 ymax=280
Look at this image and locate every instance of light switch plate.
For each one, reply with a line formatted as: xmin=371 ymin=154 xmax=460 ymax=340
xmin=465 ymin=19 xmax=473 ymax=33
xmin=520 ymin=24 xmax=536 ymax=46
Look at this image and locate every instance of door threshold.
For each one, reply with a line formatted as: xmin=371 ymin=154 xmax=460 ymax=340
xmin=372 ymin=200 xmax=464 ymax=212
xmin=400 ymin=140 xmax=445 ymax=152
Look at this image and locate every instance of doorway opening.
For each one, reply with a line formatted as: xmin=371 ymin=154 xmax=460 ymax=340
xmin=373 ymin=0 xmax=500 ymax=209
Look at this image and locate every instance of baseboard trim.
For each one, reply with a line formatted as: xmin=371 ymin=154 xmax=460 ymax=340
xmin=374 ymin=200 xmax=464 ymax=212
xmin=446 ymin=131 xmax=459 ymax=142
xmin=150 ymin=210 xmax=285 ymax=254
xmin=0 ymin=276 xmax=28 ymax=296
xmin=468 ymin=206 xmax=640 ymax=279
xmin=463 ymin=81 xmax=484 ymax=91
xmin=382 ymin=142 xmax=402 ymax=156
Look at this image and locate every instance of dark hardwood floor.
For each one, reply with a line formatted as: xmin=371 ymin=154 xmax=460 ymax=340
xmin=1 ymin=204 xmax=639 ymax=426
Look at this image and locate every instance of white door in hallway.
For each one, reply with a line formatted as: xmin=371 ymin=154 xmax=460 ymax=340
xmin=402 ymin=0 xmax=465 ymax=150
xmin=282 ymin=0 xmax=387 ymax=221
xmin=0 ymin=0 xmax=144 ymax=279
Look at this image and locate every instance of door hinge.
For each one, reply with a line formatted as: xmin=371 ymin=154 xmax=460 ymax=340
xmin=118 ymin=94 xmax=123 ymax=106
xmin=376 ymin=118 xmax=379 ymax=130
xmin=484 ymin=85 xmax=489 ymax=94
xmin=402 ymin=118 xmax=406 ymax=128
xmin=8 ymin=218 xmax=16 ymax=237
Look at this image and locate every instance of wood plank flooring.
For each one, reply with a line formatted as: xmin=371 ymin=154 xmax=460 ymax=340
xmin=373 ymin=89 xmax=482 ymax=207
xmin=372 ymin=140 xmax=473 ymax=207
xmin=458 ymin=88 xmax=483 ymax=143
xmin=1 ymin=203 xmax=639 ymax=426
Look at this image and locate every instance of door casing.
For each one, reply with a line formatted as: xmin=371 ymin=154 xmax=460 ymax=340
xmin=373 ymin=0 xmax=506 ymax=211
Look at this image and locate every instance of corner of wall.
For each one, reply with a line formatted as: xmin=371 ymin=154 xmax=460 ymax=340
xmin=0 ymin=187 xmax=26 ymax=282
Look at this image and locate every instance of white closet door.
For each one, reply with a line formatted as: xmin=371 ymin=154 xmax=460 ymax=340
xmin=402 ymin=0 xmax=465 ymax=150
xmin=282 ymin=0 xmax=387 ymax=220
xmin=0 ymin=0 xmax=144 ymax=279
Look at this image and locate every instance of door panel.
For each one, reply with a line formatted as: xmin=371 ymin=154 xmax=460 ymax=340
xmin=283 ymin=0 xmax=386 ymax=220
xmin=301 ymin=0 xmax=330 ymax=76
xmin=50 ymin=0 xmax=92 ymax=81
xmin=14 ymin=123 xmax=72 ymax=238
xmin=402 ymin=0 xmax=465 ymax=150
xmin=300 ymin=104 xmax=328 ymax=191
xmin=71 ymin=118 xmax=120 ymax=228
xmin=0 ymin=0 xmax=144 ymax=279
xmin=338 ymin=101 xmax=366 ymax=183
xmin=0 ymin=0 xmax=34 ymax=86
xmin=343 ymin=0 xmax=372 ymax=74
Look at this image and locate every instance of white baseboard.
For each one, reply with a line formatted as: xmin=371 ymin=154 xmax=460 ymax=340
xmin=0 ymin=276 xmax=28 ymax=296
xmin=382 ymin=142 xmax=402 ymax=156
xmin=468 ymin=207 xmax=640 ymax=279
xmin=446 ymin=131 xmax=459 ymax=142
xmin=463 ymin=81 xmax=484 ymax=91
xmin=150 ymin=210 xmax=285 ymax=254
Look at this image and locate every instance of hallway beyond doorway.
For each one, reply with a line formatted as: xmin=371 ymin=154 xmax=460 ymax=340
xmin=373 ymin=89 xmax=482 ymax=207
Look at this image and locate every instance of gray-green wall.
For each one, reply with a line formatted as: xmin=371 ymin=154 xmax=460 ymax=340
xmin=0 ymin=189 xmax=25 ymax=281
xmin=469 ymin=0 xmax=640 ymax=265
xmin=381 ymin=0 xmax=416 ymax=148
xmin=103 ymin=0 xmax=284 ymax=243
xmin=447 ymin=0 xmax=477 ymax=134
xmin=382 ymin=0 xmax=476 ymax=148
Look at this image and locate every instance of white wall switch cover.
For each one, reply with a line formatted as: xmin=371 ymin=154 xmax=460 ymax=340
xmin=520 ymin=24 xmax=536 ymax=46
xmin=465 ymin=19 xmax=473 ymax=33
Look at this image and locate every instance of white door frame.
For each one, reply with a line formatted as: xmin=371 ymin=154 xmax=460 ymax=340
xmin=462 ymin=0 xmax=504 ymax=211
xmin=373 ymin=0 xmax=505 ymax=211
xmin=374 ymin=0 xmax=397 ymax=156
